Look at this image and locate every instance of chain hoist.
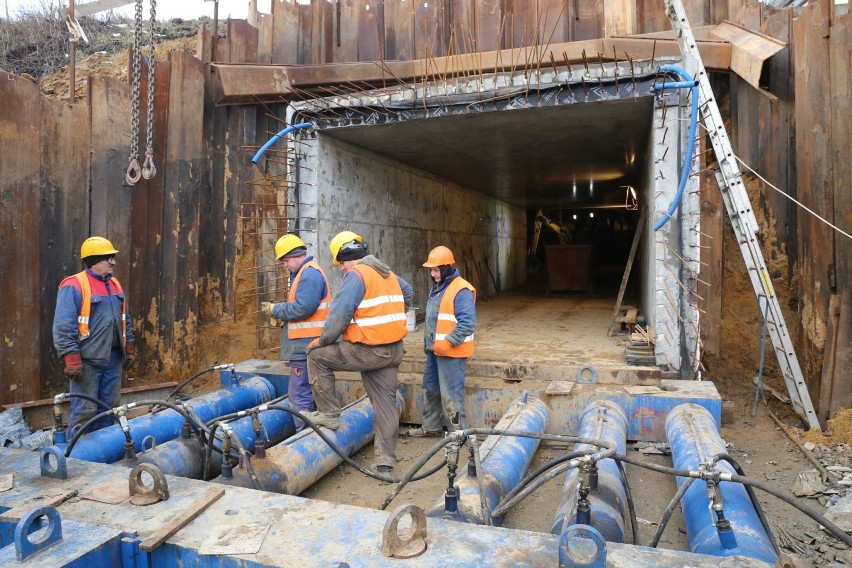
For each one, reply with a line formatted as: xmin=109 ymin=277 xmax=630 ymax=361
xmin=126 ymin=0 xmax=157 ymax=185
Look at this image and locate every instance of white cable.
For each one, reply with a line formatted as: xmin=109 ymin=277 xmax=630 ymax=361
xmin=685 ymin=117 xmax=852 ymax=241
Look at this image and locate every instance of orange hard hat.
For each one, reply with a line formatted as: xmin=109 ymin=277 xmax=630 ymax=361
xmin=423 ymin=246 xmax=455 ymax=267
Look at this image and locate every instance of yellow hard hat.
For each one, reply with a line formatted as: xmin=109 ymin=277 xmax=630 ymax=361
xmin=275 ymin=234 xmax=307 ymax=260
xmin=329 ymin=230 xmax=364 ymax=266
xmin=80 ymin=236 xmax=119 ymax=259
xmin=423 ymin=246 xmax=455 ymax=267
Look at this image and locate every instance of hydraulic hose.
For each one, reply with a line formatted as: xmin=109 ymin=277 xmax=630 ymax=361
xmin=650 ymin=476 xmax=694 ymax=547
xmin=467 ymin=434 xmax=490 ymax=525
xmin=59 ymin=392 xmax=113 ymax=413
xmin=493 ymin=450 xmax=591 ymax=517
xmin=265 ymin=403 xmax=447 ymax=485
xmin=63 ymin=399 xmax=204 ymax=458
xmin=251 ymin=122 xmax=312 ymax=164
xmin=165 ymin=365 xmax=221 ymax=401
xmin=714 ymin=453 xmax=781 ymax=555
xmin=616 ymin=459 xmax=639 ymax=546
xmin=653 ymin=64 xmax=699 ymax=232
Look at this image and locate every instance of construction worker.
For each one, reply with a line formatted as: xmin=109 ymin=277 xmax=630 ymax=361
xmin=260 ymin=234 xmax=329 ymax=431
xmin=407 ymin=246 xmax=476 ymax=437
xmin=306 ymin=231 xmax=413 ymax=476
xmin=53 ymin=237 xmax=136 ymax=436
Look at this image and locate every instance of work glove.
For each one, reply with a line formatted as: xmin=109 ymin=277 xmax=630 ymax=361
xmin=123 ymin=343 xmax=137 ymax=370
xmin=260 ymin=302 xmax=276 ymax=318
xmin=63 ymin=353 xmax=83 ymax=380
xmin=306 ymin=338 xmax=321 ymax=353
xmin=432 ymin=339 xmax=452 ymax=357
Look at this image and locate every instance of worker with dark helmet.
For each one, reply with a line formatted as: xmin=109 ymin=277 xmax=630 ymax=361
xmin=407 ymin=246 xmax=476 ymax=437
xmin=305 ymin=230 xmax=413 ymax=477
xmin=52 ymin=237 xmax=137 ymax=436
xmin=260 ymin=234 xmax=329 ymax=431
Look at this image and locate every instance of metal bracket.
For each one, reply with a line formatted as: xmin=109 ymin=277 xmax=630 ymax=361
xmin=381 ymin=504 xmax=427 ymax=559
xmin=14 ymin=506 xmax=63 ymax=562
xmin=559 ymin=524 xmax=606 ymax=567
xmin=129 ymin=463 xmax=169 ymax=506
xmin=40 ymin=446 xmax=68 ymax=480
xmin=577 ymin=365 xmax=599 ymax=384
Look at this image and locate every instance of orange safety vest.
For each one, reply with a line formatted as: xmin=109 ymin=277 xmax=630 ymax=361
xmin=342 ymin=264 xmax=407 ymax=345
xmin=287 ymin=260 xmax=331 ymax=339
xmin=59 ymin=271 xmax=127 ymax=345
xmin=435 ymin=277 xmax=476 ymax=358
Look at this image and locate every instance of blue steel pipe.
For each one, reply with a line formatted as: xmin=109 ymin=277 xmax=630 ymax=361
xmin=69 ymin=376 xmax=276 ymax=464
xmin=131 ymin=404 xmax=296 ymax=479
xmin=552 ymin=400 xmax=628 ymax=542
xmin=666 ymin=403 xmax=777 ymax=564
xmin=428 ymin=394 xmax=550 ymax=526
xmin=219 ymin=395 xmax=400 ymax=494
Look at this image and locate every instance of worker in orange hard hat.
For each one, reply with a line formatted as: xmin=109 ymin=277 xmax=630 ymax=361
xmin=52 ymin=237 xmax=137 ymax=437
xmin=259 ymin=234 xmax=329 ymax=431
xmin=406 ymin=245 xmax=476 ymax=437
xmin=305 ymin=230 xmax=413 ymax=477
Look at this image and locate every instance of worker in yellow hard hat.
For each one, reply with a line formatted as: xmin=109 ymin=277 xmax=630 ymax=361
xmin=52 ymin=237 xmax=137 ymax=437
xmin=406 ymin=246 xmax=476 ymax=437
xmin=305 ymin=230 xmax=413 ymax=478
xmin=260 ymin=234 xmax=330 ymax=431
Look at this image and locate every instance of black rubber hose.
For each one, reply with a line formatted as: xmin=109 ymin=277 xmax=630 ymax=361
xmin=203 ymin=422 xmax=220 ymax=481
xmin=165 ymin=365 xmax=218 ymax=401
xmin=492 ymin=450 xmax=590 ymax=518
xmin=615 ymin=459 xmax=639 ymax=546
xmin=63 ymin=399 xmax=204 ymax=458
xmin=714 ymin=453 xmax=781 ymax=555
xmin=613 ymin=452 xmax=695 ymax=477
xmin=492 ymin=460 xmax=581 ymax=518
xmin=379 ymin=435 xmax=460 ymax=510
xmin=219 ymin=425 xmax=261 ymax=490
xmin=649 ymin=477 xmax=694 ymax=547
xmin=467 ymin=434 xmax=489 ymax=525
xmin=266 ymin=403 xmax=447 ymax=485
xmin=61 ymin=392 xmax=114 ymax=413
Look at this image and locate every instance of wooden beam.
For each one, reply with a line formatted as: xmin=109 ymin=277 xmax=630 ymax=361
xmin=139 ymin=486 xmax=225 ymax=551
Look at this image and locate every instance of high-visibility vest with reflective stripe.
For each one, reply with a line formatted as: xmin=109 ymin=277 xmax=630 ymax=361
xmin=343 ymin=264 xmax=407 ymax=345
xmin=59 ymin=271 xmax=127 ymax=345
xmin=287 ymin=260 xmax=331 ymax=339
xmin=435 ymin=277 xmax=476 ymax=358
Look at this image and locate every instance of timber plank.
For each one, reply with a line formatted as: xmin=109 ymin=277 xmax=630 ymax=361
xmin=0 ymin=73 xmax=42 ymax=404
xmin=358 ymin=0 xmax=381 ymax=62
xmin=829 ymin=14 xmax=851 ymax=289
xmin=570 ymin=0 xmax=603 ymax=42
xmin=476 ymin=0 xmax=504 ymax=52
xmin=258 ymin=12 xmax=274 ymax=64
xmin=39 ymin=98 xmax=91 ymax=397
xmin=161 ymin=52 xmax=205 ymax=367
xmin=272 ymin=0 xmax=299 ymax=64
xmin=636 ymin=0 xmax=669 ymax=34
xmin=415 ymin=0 xmax=445 ymax=59
xmin=793 ymin=0 xmax=834 ymax=393
xmin=336 ymin=0 xmax=359 ymax=62
xmin=297 ymin=1 xmax=313 ymax=64
xmin=385 ymin=0 xmax=414 ymax=60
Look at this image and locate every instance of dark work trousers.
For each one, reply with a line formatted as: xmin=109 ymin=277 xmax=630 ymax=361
xmin=288 ymin=359 xmax=316 ymax=432
xmin=421 ymin=352 xmax=469 ymax=432
xmin=69 ymin=347 xmax=123 ymax=437
xmin=308 ymin=340 xmax=404 ymax=468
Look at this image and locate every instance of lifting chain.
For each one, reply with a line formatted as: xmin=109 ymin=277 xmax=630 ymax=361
xmin=126 ymin=0 xmax=157 ymax=185
xmin=141 ymin=0 xmax=157 ymax=180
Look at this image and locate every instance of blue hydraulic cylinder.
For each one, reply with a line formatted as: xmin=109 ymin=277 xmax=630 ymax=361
xmin=131 ymin=404 xmax=296 ymax=479
xmin=552 ymin=400 xmax=628 ymax=543
xmin=69 ymin=376 xmax=276 ymax=464
xmin=666 ymin=403 xmax=777 ymax=564
xmin=428 ymin=394 xmax=550 ymax=526
xmin=219 ymin=395 xmax=397 ymax=495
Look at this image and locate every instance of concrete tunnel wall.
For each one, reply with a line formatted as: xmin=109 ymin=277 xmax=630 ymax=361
xmin=292 ymin=134 xmax=528 ymax=311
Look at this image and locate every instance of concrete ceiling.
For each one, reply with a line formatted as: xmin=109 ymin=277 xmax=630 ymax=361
xmin=322 ymin=96 xmax=655 ymax=211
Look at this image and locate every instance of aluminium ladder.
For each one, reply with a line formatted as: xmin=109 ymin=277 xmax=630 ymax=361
xmin=663 ymin=0 xmax=821 ymax=429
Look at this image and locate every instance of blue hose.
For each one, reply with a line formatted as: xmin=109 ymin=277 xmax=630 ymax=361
xmin=653 ymin=65 xmax=699 ymax=231
xmin=251 ymin=122 xmax=312 ymax=164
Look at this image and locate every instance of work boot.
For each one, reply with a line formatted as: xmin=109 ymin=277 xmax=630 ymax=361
xmin=303 ymin=411 xmax=340 ymax=430
xmin=370 ymin=463 xmax=394 ymax=484
xmin=405 ymin=427 xmax=443 ymax=438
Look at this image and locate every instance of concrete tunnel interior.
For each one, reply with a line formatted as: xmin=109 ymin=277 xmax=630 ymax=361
xmin=292 ymin=92 xmax=658 ymax=359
